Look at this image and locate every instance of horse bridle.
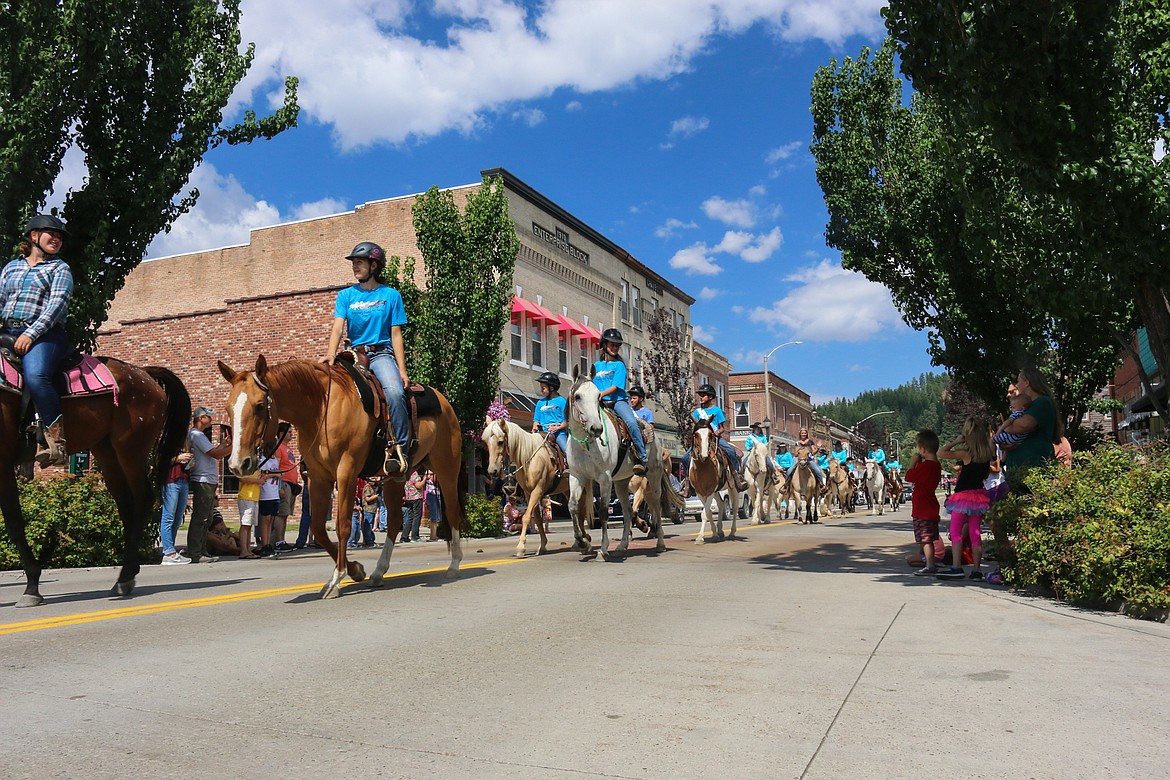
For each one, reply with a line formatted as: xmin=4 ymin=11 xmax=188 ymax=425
xmin=247 ymin=371 xmax=291 ymax=469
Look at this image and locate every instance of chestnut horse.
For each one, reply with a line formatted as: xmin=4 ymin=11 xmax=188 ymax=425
xmin=688 ymin=418 xmax=741 ymax=543
xmin=481 ymin=416 xmax=564 ymax=557
xmin=790 ymin=445 xmax=821 ymax=524
xmin=219 ymin=356 xmax=465 ymax=599
xmin=1 ymin=360 xmax=190 ymax=607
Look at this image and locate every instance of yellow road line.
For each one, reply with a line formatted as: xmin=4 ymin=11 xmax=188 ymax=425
xmin=0 ymin=558 xmax=526 ymax=636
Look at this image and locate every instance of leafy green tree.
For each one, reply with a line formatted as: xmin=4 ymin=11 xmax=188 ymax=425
xmin=883 ymin=0 xmax=1170 ymax=419
xmin=642 ymin=308 xmax=694 ymax=449
xmin=810 ymin=41 xmax=1121 ymax=437
xmin=407 ymin=176 xmax=519 ymax=438
xmin=0 ymin=0 xmax=298 ymax=349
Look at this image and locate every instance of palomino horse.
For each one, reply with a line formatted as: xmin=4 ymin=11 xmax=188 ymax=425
xmin=688 ymin=418 xmax=741 ymax=543
xmin=630 ymin=449 xmax=686 ymax=533
xmin=863 ymin=459 xmax=887 ymax=516
xmin=789 ymin=445 xmax=821 ymax=524
xmin=565 ymin=366 xmax=667 ymax=559
xmin=481 ymin=416 xmax=565 ymax=557
xmin=219 ymin=356 xmax=465 ymax=598
xmin=826 ymin=459 xmax=852 ymax=515
xmin=1 ymin=360 xmax=190 ymax=607
xmin=744 ymin=441 xmax=782 ymax=524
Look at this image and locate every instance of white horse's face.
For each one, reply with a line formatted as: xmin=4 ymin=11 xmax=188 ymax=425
xmin=482 ymin=418 xmax=507 ymax=476
xmin=569 ymin=380 xmax=605 ymax=437
xmin=694 ymin=425 xmax=711 ymax=458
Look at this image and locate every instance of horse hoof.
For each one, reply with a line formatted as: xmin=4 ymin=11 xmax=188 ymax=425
xmin=600 ymin=549 xmax=613 ymax=561
xmin=111 ymin=579 xmax=135 ymax=597
xmin=320 ymin=584 xmax=341 ymax=599
xmin=445 ymin=567 xmax=460 ymax=579
xmin=369 ymin=574 xmax=384 ymax=588
xmin=348 ymin=562 xmax=367 ymax=583
xmin=694 ymin=537 xmax=706 ymax=545
xmin=15 ymin=593 xmax=44 ymax=608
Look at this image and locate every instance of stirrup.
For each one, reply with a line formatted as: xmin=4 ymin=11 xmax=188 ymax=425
xmin=384 ymin=444 xmax=409 ymax=481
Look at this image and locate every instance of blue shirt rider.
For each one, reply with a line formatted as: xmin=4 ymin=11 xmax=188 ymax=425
xmin=831 ymin=441 xmax=849 ymax=465
xmin=744 ymin=421 xmax=776 ymax=478
xmin=683 ymin=384 xmax=748 ymax=492
xmin=816 ymin=449 xmax=831 ymax=472
xmin=774 ymin=443 xmax=795 ymax=471
xmin=322 ymin=241 xmax=411 ymax=478
xmin=785 ymin=428 xmax=825 ymax=486
xmin=592 ymin=328 xmax=646 ymax=475
xmin=868 ymin=443 xmax=889 ymax=479
xmin=629 ymin=385 xmax=654 ymax=425
xmin=531 ymin=371 xmax=568 ymax=455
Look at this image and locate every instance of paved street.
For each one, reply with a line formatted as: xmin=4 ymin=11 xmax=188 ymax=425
xmin=2 ymin=507 xmax=1168 ymax=779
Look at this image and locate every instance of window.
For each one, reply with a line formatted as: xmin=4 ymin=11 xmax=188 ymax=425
xmin=510 ymin=313 xmax=523 ymax=362
xmin=620 ymin=280 xmax=630 ymax=322
xmin=579 ymin=340 xmax=590 ymax=376
xmin=734 ymin=401 xmax=750 ymax=428
xmin=676 ymin=311 xmax=687 ymax=347
xmin=716 ymin=381 xmax=725 ymax=410
xmin=558 ymin=331 xmax=569 ymax=375
xmin=631 ymin=285 xmax=641 ymax=328
xmin=633 ymin=347 xmax=642 ymax=376
xmin=530 ymin=320 xmax=544 ymax=368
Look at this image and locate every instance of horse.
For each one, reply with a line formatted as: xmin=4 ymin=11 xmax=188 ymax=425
xmin=886 ymin=467 xmax=904 ymax=512
xmin=789 ymin=445 xmax=820 ymax=524
xmin=863 ymin=459 xmax=887 ymax=516
xmin=0 ymin=359 xmax=190 ymax=607
xmin=630 ymin=448 xmax=686 ymax=534
xmin=743 ymin=441 xmax=781 ymax=524
xmin=564 ymin=366 xmax=667 ymax=559
xmin=826 ymin=459 xmax=852 ymax=515
xmin=218 ymin=356 xmax=465 ymax=599
xmin=481 ymin=416 xmax=565 ymax=557
xmin=688 ymin=418 xmax=741 ymax=543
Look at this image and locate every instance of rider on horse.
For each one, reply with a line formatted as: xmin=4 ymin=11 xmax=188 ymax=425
xmin=745 ymin=421 xmax=776 ymax=480
xmin=785 ymin=428 xmax=825 ymax=487
xmin=321 ymin=241 xmax=411 ymax=477
xmin=629 ymin=385 xmax=654 ymax=425
xmin=831 ymin=439 xmax=849 ymax=466
xmin=592 ymin=328 xmax=646 ymax=476
xmin=774 ymin=441 xmax=794 ymax=474
xmin=684 ymin=383 xmax=749 ymax=492
xmin=868 ymin=441 xmax=890 ymax=480
xmin=532 ymin=371 xmax=568 ymax=455
xmin=1 ymin=215 xmax=73 ymax=467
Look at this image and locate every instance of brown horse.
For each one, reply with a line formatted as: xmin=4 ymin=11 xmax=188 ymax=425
xmin=790 ymin=445 xmax=821 ymax=524
xmin=0 ymin=359 xmax=190 ymax=607
xmin=481 ymin=416 xmax=565 ymax=557
xmin=826 ymin=459 xmax=852 ymax=515
xmin=688 ymin=418 xmax=740 ymax=543
xmin=218 ymin=356 xmax=466 ymax=599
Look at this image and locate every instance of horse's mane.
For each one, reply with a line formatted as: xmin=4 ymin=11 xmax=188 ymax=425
xmin=503 ymin=420 xmax=546 ymax=466
xmin=267 ymin=359 xmax=334 ymax=405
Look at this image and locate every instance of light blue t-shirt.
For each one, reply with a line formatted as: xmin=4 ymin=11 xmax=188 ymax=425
xmin=533 ymin=395 xmax=567 ymax=431
xmin=745 ymin=433 xmax=769 ymax=451
xmin=634 ymin=406 xmax=654 ymax=424
xmin=592 ymin=359 xmax=629 ymax=402
xmin=831 ymin=448 xmax=848 ymax=464
xmin=692 ymin=405 xmax=726 ymax=433
xmin=869 ymin=448 xmax=886 ymax=465
xmin=816 ymin=453 xmax=830 ymax=470
xmin=775 ymin=451 xmax=795 ymax=470
xmin=333 ymin=284 xmax=408 ymax=347
xmin=886 ymin=460 xmax=901 ymax=471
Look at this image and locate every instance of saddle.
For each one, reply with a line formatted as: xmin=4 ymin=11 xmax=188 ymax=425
xmin=334 ymin=351 xmax=441 ymax=479
xmin=0 ymin=334 xmax=118 ymax=402
xmin=599 ymin=404 xmax=653 ymax=476
xmin=542 ymin=435 xmax=568 ymax=482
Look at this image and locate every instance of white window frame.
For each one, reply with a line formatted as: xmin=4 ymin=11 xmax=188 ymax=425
xmin=578 ymin=339 xmax=590 ymax=376
xmin=620 ymin=280 xmax=630 ymax=323
xmin=558 ymin=330 xmax=569 ymax=375
xmin=734 ymin=400 xmax=750 ymax=428
xmin=631 ymin=285 xmax=641 ymax=328
xmin=530 ymin=319 xmax=544 ymax=369
xmin=510 ymin=313 xmax=525 ymax=366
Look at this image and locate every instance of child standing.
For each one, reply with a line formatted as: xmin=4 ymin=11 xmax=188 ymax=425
xmin=937 ymin=418 xmax=994 ymax=580
xmin=904 ymin=429 xmax=943 ymax=576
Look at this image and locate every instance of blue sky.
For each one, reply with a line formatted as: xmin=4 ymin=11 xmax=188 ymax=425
xmin=89 ymin=0 xmax=940 ymax=403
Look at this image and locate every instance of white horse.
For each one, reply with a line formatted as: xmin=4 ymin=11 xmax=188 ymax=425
xmin=481 ymin=417 xmax=566 ymax=557
xmin=864 ymin=459 xmax=887 ymax=516
xmin=566 ymin=367 xmax=667 ymax=559
xmin=744 ymin=442 xmax=781 ymax=524
xmin=689 ymin=420 xmax=741 ymax=542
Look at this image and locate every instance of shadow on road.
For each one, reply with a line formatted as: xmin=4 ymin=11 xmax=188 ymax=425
xmin=0 ymin=576 xmax=262 ymax=608
xmin=749 ymin=542 xmax=909 ymax=574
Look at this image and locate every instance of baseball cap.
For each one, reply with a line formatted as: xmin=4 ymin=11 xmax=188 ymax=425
xmin=193 ymin=406 xmax=215 ymax=419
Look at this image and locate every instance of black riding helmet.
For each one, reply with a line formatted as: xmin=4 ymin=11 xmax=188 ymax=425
xmin=628 ymin=385 xmax=645 ymax=398
xmin=346 ymin=241 xmax=386 ymax=270
xmin=24 ymin=214 xmax=69 ymax=238
xmin=697 ymin=383 xmax=716 ymax=397
xmin=599 ymin=328 xmax=624 ymax=347
xmin=536 ymin=371 xmax=560 ymax=392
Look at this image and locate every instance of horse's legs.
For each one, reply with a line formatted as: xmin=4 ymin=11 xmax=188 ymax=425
xmin=695 ymin=493 xmax=711 ymax=544
xmin=0 ymin=464 xmax=43 ymax=607
xmin=370 ymin=478 xmax=405 ymax=587
xmin=613 ymin=477 xmax=634 ymax=556
xmin=91 ymin=440 xmax=148 ymax=596
xmin=568 ymin=475 xmax=592 ymax=554
xmin=596 ymin=475 xmax=617 ymax=560
xmin=726 ymin=485 xmax=740 ymax=539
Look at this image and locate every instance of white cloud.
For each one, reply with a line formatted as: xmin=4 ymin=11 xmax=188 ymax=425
xmin=702 ymin=196 xmax=755 ymax=227
xmin=512 ymin=107 xmax=547 ymax=127
xmin=233 ymin=0 xmax=885 ymax=150
xmin=655 ymin=217 xmax=699 ymax=238
xmin=668 ymin=115 xmax=710 ymax=139
xmin=565 ymin=100 xmax=583 ymax=111
xmin=765 ymin=140 xmax=803 ymax=164
xmin=697 ymin=286 xmax=721 ymax=300
xmin=692 ymin=324 xmax=716 ymax=343
xmin=739 ymin=227 xmax=783 ymax=262
xmin=730 ymin=304 xmax=745 ymax=314
xmin=668 ymin=244 xmax=723 ymax=275
xmin=748 ymin=259 xmax=905 ymax=341
xmin=291 ymin=198 xmax=348 ymax=221
xmin=748 ymin=184 xmax=767 ymax=197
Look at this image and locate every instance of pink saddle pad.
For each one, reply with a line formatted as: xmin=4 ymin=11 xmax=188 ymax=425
xmin=0 ymin=354 xmax=118 ymax=404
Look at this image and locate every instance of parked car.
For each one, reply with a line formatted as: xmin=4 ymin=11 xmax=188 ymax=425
xmin=684 ymin=489 xmax=731 ymax=521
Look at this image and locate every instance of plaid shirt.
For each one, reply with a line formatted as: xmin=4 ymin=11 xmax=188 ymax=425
xmin=0 ymin=256 xmax=73 ymax=341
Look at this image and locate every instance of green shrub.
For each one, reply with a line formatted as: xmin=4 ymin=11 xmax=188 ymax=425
xmin=0 ymin=473 xmax=157 ymax=570
xmin=464 ymin=493 xmax=503 ymax=538
xmin=989 ymin=442 xmax=1170 ymax=619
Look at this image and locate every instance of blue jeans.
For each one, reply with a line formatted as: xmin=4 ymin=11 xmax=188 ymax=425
xmin=401 ymin=498 xmax=422 ymax=541
xmin=369 ymin=350 xmax=409 ymax=448
xmin=12 ymin=325 xmax=69 ymax=425
xmin=348 ymin=509 xmax=375 ymax=546
xmin=377 ymin=498 xmax=387 ymax=531
xmin=295 ymin=482 xmax=312 ymax=546
xmin=787 ymin=458 xmax=825 ymax=485
xmin=541 ymin=428 xmax=568 ymax=455
xmin=683 ymin=437 xmax=741 ymax=475
xmin=160 ymin=479 xmax=189 ymax=555
xmin=611 ymin=399 xmax=647 ymax=462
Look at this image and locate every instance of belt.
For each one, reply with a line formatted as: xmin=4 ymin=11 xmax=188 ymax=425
xmin=354 ymin=344 xmax=390 ymax=355
xmin=3 ymin=319 xmax=29 ymax=330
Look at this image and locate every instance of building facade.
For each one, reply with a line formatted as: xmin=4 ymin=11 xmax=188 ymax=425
xmin=725 ymin=370 xmax=813 ymax=447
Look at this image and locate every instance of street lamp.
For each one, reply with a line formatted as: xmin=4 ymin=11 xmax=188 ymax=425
xmin=851 ymin=410 xmax=894 ymax=455
xmin=888 ymin=431 xmax=902 ymax=464
xmin=762 ymin=341 xmax=802 ymax=439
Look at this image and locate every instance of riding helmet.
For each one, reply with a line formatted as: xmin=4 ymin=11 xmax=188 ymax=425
xmin=24 ymin=214 xmax=69 ymax=237
xmin=599 ymin=328 xmax=624 ymax=346
xmin=628 ymin=385 xmax=645 ymax=398
xmin=697 ymin=383 xmax=716 ymax=397
xmin=536 ymin=371 xmax=560 ymax=392
xmin=346 ymin=241 xmax=386 ymax=268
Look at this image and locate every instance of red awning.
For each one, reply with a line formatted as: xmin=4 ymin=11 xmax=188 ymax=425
xmin=555 ymin=314 xmax=581 ymax=335
xmin=511 ymin=296 xmax=556 ymax=323
xmin=532 ymin=302 xmax=558 ymax=324
xmin=582 ymin=324 xmax=603 ymax=343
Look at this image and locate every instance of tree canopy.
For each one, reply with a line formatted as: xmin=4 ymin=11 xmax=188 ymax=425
xmin=1 ymin=0 xmax=298 ymax=348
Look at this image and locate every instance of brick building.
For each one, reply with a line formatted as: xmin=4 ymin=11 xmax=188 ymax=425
xmin=725 ymin=369 xmax=813 ymax=447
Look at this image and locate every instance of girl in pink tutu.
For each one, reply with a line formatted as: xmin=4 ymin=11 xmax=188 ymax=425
xmin=935 ymin=417 xmax=994 ymax=580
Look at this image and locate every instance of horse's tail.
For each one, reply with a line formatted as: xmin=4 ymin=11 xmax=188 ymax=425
xmin=145 ymin=366 xmax=192 ymax=492
xmin=661 ymin=470 xmax=685 ymax=512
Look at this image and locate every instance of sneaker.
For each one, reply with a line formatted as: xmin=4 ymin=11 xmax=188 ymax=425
xmin=273 ymin=541 xmax=295 ymax=552
xmin=969 ymin=570 xmax=984 ymax=581
xmin=936 ymin=566 xmax=965 ymax=580
xmin=193 ymin=554 xmax=219 ymax=564
xmin=161 ymin=552 xmax=190 ymax=566
xmin=255 ymin=545 xmax=275 ymax=557
xmin=913 ymin=566 xmax=938 ymax=577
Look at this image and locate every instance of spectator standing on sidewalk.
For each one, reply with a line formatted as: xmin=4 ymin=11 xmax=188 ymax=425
xmin=423 ymin=469 xmax=442 ymax=541
xmin=187 ymin=407 xmax=232 ymax=563
xmin=272 ymin=438 xmax=300 ymax=551
xmin=905 ymin=429 xmax=943 ymax=576
xmin=254 ymin=455 xmax=281 ymax=556
xmin=160 ymin=448 xmax=193 ymax=565
xmin=236 ymin=469 xmax=262 ymax=559
xmin=400 ymin=470 xmax=425 ymax=543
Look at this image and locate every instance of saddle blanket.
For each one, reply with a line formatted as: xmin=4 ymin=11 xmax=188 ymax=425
xmin=0 ymin=354 xmax=119 ymax=401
